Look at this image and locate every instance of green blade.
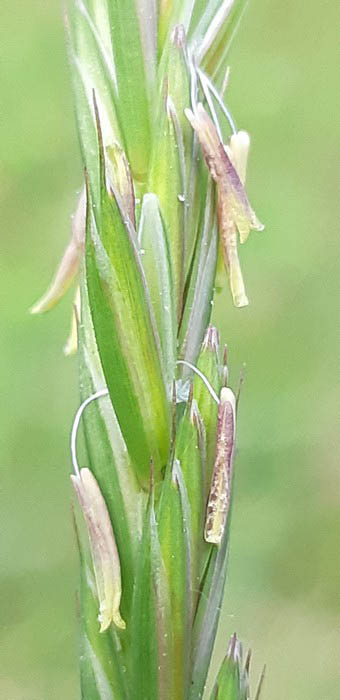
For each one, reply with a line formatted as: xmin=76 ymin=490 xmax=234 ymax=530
xmin=189 ymin=519 xmax=230 ymax=699
xmin=201 ymin=1 xmax=249 ymax=83
xmin=175 ymin=399 xmax=209 ymax=602
xmin=188 ymin=0 xmax=248 ymax=81
xmin=138 ymin=193 xmax=176 ymax=393
xmin=183 ymin=137 xmax=209 ymax=288
xmin=131 ymin=490 xmax=172 ymax=700
xmin=193 ymin=326 xmax=222 ymax=487
xmin=157 ymin=460 xmax=192 ymax=699
xmin=76 ymin=520 xmax=127 ymax=700
xmin=108 ymin=0 xmax=151 ymax=180
xmin=211 ymin=661 xmax=241 ymax=700
xmin=85 ymin=210 xmax=170 ymax=483
xmin=85 ymin=147 xmax=170 ymax=482
xmin=179 ymin=181 xmax=218 ymax=365
xmin=66 ymin=0 xmax=121 ymax=203
xmin=210 ymin=637 xmax=241 ymax=700
xmin=148 ymin=94 xmax=185 ymax=320
xmin=158 ymin=0 xmax=182 ymax=53
xmin=162 ymin=25 xmax=192 ymax=178
xmin=210 ymin=635 xmax=255 ymax=700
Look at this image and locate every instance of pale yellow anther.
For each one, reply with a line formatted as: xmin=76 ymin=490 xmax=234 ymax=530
xmin=226 ymin=130 xmax=250 ymax=186
xmin=204 ymin=387 xmax=236 ymax=545
xmin=30 ymin=188 xmax=86 ymax=314
xmin=71 ymin=467 xmax=126 ymax=632
xmin=185 ymin=104 xmax=263 ymax=307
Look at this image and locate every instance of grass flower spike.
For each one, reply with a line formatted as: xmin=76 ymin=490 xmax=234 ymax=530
xmin=35 ymin=1 xmax=266 ymax=697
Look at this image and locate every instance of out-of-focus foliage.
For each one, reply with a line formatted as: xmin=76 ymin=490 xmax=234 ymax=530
xmin=1 ymin=1 xmax=340 ymax=699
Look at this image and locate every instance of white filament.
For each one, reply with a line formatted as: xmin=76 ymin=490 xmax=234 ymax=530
xmin=196 ymin=0 xmax=234 ymax=63
xmin=71 ymin=388 xmax=109 ymax=478
xmin=198 ymin=68 xmax=237 ymax=135
xmin=71 ymin=363 xmax=221 ymax=477
xmin=176 ymin=360 xmax=220 ymax=404
xmin=188 ymin=52 xmax=199 ymax=112
xmin=199 ymin=70 xmax=224 ymax=143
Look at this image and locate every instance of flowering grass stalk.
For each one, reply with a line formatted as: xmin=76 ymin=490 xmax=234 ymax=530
xmin=33 ymin=1 xmax=265 ymax=697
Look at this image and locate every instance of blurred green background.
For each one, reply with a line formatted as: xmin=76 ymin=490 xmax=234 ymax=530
xmin=1 ymin=0 xmax=339 ymax=698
